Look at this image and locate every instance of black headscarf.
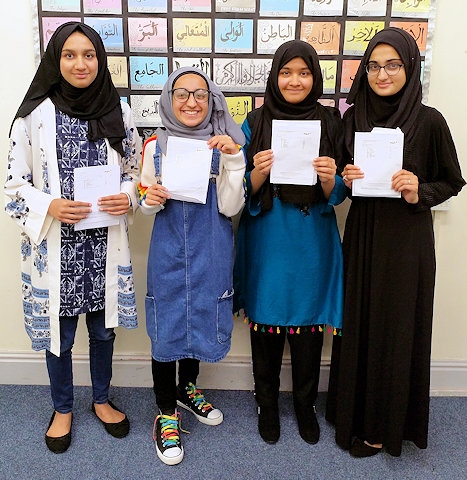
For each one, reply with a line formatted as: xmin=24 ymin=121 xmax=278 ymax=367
xmin=345 ymin=27 xmax=422 ymax=149
xmin=247 ymin=40 xmax=337 ymax=211
xmin=12 ymin=22 xmax=126 ymax=157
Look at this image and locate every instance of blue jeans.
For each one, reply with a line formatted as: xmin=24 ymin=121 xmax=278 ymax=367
xmin=45 ymin=310 xmax=116 ymax=413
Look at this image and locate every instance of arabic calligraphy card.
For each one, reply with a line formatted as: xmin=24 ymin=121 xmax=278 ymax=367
xmin=128 ymin=0 xmax=167 ymax=13
xmin=85 ymin=17 xmax=124 ymax=52
xmin=108 ymin=56 xmax=128 ymax=88
xmin=42 ymin=17 xmax=81 ymax=48
xmin=213 ymin=58 xmax=271 ymax=92
xmin=390 ymin=21 xmax=428 ymax=54
xmin=225 ymin=96 xmax=252 ymax=125
xmin=257 ymin=19 xmax=295 ymax=55
xmin=320 ymin=60 xmax=338 ymax=94
xmin=83 ymin=0 xmax=122 ymax=15
xmin=303 ymin=0 xmax=343 ymax=16
xmin=172 ymin=0 xmax=211 ymax=13
xmin=172 ymin=18 xmax=211 ymax=53
xmin=347 ymin=0 xmax=387 ymax=17
xmin=128 ymin=17 xmax=168 ymax=52
xmin=129 ymin=56 xmax=168 ymax=90
xmin=343 ymin=21 xmax=385 ymax=55
xmin=130 ymin=95 xmax=162 ymax=127
xmin=215 ymin=0 xmax=255 ymax=13
xmin=300 ymin=22 xmax=341 ymax=55
xmin=391 ymin=0 xmax=431 ymax=18
xmin=173 ymin=57 xmax=211 ymax=77
xmin=41 ymin=0 xmax=80 ymax=12
xmin=259 ymin=0 xmax=299 ymax=17
xmin=215 ymin=19 xmax=253 ymax=54
xmin=341 ymin=59 xmax=360 ymax=93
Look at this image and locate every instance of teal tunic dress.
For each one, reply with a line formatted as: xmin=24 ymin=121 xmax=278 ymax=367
xmin=234 ymin=119 xmax=346 ymax=332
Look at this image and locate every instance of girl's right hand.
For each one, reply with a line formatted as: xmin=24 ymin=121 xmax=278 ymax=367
xmin=48 ymin=198 xmax=91 ymax=224
xmin=342 ymin=164 xmax=364 ymax=187
xmin=253 ymin=149 xmax=274 ymax=177
xmin=144 ymin=184 xmax=170 ymax=206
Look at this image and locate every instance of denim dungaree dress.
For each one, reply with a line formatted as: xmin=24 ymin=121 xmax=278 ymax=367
xmin=145 ymin=140 xmax=235 ymax=363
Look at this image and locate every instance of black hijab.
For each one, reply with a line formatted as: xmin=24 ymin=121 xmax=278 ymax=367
xmin=345 ymin=27 xmax=422 ymax=149
xmin=12 ymin=22 xmax=126 ymax=157
xmin=247 ymin=39 xmax=335 ymax=211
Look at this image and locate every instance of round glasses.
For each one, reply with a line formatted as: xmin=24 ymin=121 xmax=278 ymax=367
xmin=171 ymin=88 xmax=210 ymax=103
xmin=365 ymin=62 xmax=404 ymax=76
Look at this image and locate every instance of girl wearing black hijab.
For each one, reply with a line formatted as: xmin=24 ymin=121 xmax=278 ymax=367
xmin=5 ymin=22 xmax=141 ymax=453
xmin=234 ymin=40 xmax=346 ymax=445
xmin=326 ymin=27 xmax=465 ymax=457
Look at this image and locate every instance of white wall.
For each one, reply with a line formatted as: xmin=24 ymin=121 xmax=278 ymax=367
xmin=0 ymin=0 xmax=466 ymax=393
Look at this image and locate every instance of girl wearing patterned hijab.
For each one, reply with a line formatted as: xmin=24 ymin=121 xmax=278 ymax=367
xmin=326 ymin=27 xmax=465 ymax=458
xmin=5 ymin=22 xmax=141 ymax=453
xmin=234 ymin=40 xmax=346 ymax=446
xmin=138 ymin=67 xmax=245 ymax=465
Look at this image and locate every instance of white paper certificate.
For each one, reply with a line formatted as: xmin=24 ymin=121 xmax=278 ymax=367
xmin=74 ymin=164 xmax=120 ymax=231
xmin=352 ymin=127 xmax=404 ymax=198
xmin=270 ymin=119 xmax=321 ymax=186
xmin=163 ymin=136 xmax=212 ymax=204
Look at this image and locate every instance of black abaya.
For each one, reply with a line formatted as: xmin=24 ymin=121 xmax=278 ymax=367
xmin=326 ymin=105 xmax=465 ymax=456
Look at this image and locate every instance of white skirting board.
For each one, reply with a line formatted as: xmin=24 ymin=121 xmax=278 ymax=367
xmin=0 ymin=353 xmax=466 ymax=396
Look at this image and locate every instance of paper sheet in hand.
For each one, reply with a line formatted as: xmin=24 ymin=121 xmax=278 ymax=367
xmin=74 ymin=164 xmax=120 ymax=231
xmin=352 ymin=127 xmax=404 ymax=198
xmin=270 ymin=120 xmax=320 ymax=185
xmin=163 ymin=136 xmax=212 ymax=203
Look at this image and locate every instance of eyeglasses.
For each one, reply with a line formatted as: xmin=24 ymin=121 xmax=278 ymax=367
xmin=365 ymin=62 xmax=404 ymax=76
xmin=170 ymin=88 xmax=210 ymax=103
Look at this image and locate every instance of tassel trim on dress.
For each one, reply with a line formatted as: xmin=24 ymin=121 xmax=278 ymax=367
xmin=233 ymin=310 xmax=342 ymax=336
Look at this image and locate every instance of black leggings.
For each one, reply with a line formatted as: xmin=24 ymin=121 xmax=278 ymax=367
xmin=250 ymin=327 xmax=324 ymax=411
xmin=152 ymin=358 xmax=200 ymax=413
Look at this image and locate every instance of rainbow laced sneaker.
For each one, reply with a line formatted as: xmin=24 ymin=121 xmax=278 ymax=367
xmin=177 ymin=382 xmax=224 ymax=426
xmin=153 ymin=411 xmax=184 ymax=466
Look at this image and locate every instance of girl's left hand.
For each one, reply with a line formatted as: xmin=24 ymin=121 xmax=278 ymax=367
xmin=313 ymin=156 xmax=337 ymax=184
xmin=207 ymin=135 xmax=239 ymax=155
xmin=392 ymin=169 xmax=419 ymax=204
xmin=98 ymin=193 xmax=131 ymax=215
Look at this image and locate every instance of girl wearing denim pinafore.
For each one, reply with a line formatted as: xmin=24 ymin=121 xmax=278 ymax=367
xmin=138 ymin=67 xmax=246 ymax=465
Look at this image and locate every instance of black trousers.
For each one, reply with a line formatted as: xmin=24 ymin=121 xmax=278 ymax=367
xmin=152 ymin=358 xmax=200 ymax=413
xmin=250 ymin=327 xmax=324 ymax=412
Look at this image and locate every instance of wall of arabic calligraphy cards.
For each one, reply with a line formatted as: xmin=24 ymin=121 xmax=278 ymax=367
xmin=36 ymin=0 xmax=435 ymax=141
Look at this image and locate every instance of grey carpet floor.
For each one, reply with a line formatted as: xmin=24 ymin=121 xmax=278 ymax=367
xmin=0 ymin=385 xmax=465 ymax=480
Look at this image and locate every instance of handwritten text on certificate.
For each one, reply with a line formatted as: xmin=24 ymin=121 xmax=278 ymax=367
xmin=271 ymin=119 xmax=321 ymax=186
xmin=352 ymin=127 xmax=404 ymax=198
xmin=74 ymin=164 xmax=120 ymax=231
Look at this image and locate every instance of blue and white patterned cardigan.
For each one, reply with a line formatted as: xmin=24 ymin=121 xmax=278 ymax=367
xmin=5 ymin=99 xmax=141 ymax=356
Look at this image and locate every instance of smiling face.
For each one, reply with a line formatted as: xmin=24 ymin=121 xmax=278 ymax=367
xmin=172 ymin=73 xmax=209 ymax=127
xmin=277 ymin=57 xmax=314 ymax=104
xmin=367 ymin=43 xmax=407 ymax=97
xmin=59 ymin=31 xmax=98 ymax=88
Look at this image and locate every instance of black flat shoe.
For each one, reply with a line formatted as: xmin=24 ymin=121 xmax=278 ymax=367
xmin=349 ymin=438 xmax=382 ymax=458
xmin=258 ymin=406 xmax=280 ymax=444
xmin=45 ymin=411 xmax=72 ymax=454
xmin=92 ymin=400 xmax=130 ymax=438
xmin=295 ymin=407 xmax=320 ymax=445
